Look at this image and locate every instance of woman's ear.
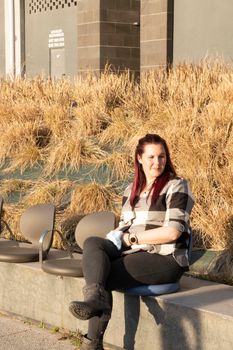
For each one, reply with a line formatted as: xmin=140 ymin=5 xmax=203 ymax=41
xmin=137 ymin=155 xmax=142 ymax=164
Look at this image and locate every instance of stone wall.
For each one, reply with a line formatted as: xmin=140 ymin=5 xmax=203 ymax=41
xmin=77 ymin=0 xmax=140 ymax=74
xmin=100 ymin=0 xmax=140 ymax=74
xmin=141 ymin=0 xmax=173 ymax=70
xmin=77 ymin=0 xmax=101 ymax=73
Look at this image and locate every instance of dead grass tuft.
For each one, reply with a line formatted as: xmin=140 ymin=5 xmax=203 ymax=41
xmin=43 ymin=136 xmax=107 ymax=175
xmin=67 ymin=182 xmax=121 ymax=216
xmin=22 ymin=180 xmax=74 ymax=207
xmin=0 ymin=180 xmax=33 ymax=201
xmin=97 ymin=151 xmax=133 ymax=181
xmin=1 ymin=204 xmax=24 ymax=240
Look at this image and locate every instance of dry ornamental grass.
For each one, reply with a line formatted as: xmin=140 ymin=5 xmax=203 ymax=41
xmin=0 ymin=60 xmax=233 ymax=262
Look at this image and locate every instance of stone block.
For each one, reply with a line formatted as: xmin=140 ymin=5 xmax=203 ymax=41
xmin=77 ymin=47 xmax=100 ymax=71
xmin=101 ymin=22 xmax=116 ymax=34
xmin=101 ymin=34 xmax=125 ymax=47
xmin=141 ymin=12 xmax=168 ymax=41
xmin=130 ymin=47 xmax=140 ymax=58
xmin=78 ymin=33 xmax=100 ymax=47
xmin=78 ymin=0 xmax=100 ymax=12
xmin=141 ymin=40 xmax=167 ymax=68
xmin=131 ymin=0 xmax=141 ymax=11
xmin=123 ymin=33 xmax=140 ymax=47
xmin=141 ymin=0 xmax=169 ymax=15
xmin=101 ymin=0 xmax=117 ymax=10
xmin=77 ymin=23 xmax=100 ymax=38
xmin=101 ymin=9 xmax=138 ymax=23
xmin=115 ymin=0 xmax=132 ymax=11
xmin=78 ymin=9 xmax=99 ymax=23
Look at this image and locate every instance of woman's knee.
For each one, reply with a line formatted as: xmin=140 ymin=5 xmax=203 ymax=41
xmin=83 ymin=236 xmax=106 ymax=250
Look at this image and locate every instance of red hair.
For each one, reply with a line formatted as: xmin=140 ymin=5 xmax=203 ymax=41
xmin=130 ymin=134 xmax=176 ymax=207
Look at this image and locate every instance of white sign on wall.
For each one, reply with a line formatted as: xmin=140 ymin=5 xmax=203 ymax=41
xmin=48 ymin=29 xmax=64 ymax=48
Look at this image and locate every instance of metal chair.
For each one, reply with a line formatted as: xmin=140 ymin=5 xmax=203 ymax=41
xmin=39 ymin=250 xmax=83 ymax=277
xmin=0 ymin=203 xmax=55 ymax=263
xmin=39 ymin=213 xmax=84 ymax=277
xmin=75 ymin=211 xmax=116 ymax=250
xmin=39 ymin=230 xmax=83 ymax=277
xmin=39 ymin=211 xmax=115 ymax=277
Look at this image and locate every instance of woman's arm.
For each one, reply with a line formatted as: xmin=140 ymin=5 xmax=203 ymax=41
xmin=122 ymin=227 xmax=180 ymax=247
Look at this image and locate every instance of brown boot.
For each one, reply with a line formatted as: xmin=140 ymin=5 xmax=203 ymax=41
xmin=80 ymin=334 xmax=103 ymax=350
xmin=69 ymin=284 xmax=111 ymax=320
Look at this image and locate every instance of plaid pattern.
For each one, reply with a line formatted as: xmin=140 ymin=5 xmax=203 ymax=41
xmin=119 ymin=176 xmax=195 ymax=268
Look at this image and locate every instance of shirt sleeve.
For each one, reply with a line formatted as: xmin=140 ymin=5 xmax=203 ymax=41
xmin=118 ymin=184 xmax=133 ymax=229
xmin=164 ymin=178 xmax=195 ymax=232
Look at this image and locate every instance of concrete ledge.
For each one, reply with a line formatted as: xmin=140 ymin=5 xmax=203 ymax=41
xmin=0 ymin=250 xmax=233 ymax=350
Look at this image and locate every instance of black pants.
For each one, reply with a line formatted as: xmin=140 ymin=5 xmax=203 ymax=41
xmin=81 ymin=236 xmax=185 ymax=340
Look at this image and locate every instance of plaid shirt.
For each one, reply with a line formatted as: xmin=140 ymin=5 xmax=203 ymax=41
xmin=119 ymin=176 xmax=195 ymax=268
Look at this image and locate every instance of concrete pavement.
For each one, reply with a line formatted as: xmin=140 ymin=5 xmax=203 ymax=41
xmin=0 ymin=312 xmax=76 ymax=350
xmin=0 ymin=312 xmax=119 ymax=350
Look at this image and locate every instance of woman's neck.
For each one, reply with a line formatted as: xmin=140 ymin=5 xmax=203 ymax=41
xmin=142 ymin=179 xmax=156 ymax=194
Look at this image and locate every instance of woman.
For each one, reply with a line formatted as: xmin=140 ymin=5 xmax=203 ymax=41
xmin=69 ymin=134 xmax=195 ymax=350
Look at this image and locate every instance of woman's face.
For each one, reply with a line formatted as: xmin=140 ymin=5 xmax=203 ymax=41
xmin=137 ymin=143 xmax=167 ymax=183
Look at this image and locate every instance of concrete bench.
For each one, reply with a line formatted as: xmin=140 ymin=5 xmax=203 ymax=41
xmin=0 ymin=249 xmax=232 ymax=350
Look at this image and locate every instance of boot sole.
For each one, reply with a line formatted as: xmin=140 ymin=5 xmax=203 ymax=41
xmin=69 ymin=302 xmax=102 ymax=320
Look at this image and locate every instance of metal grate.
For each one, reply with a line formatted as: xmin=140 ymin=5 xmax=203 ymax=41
xmin=29 ymin=0 xmax=78 ymax=14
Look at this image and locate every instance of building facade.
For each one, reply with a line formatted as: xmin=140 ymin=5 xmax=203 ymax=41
xmin=1 ymin=0 xmax=233 ymax=78
xmin=173 ymin=0 xmax=233 ymax=64
xmin=0 ymin=0 xmax=140 ymax=78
